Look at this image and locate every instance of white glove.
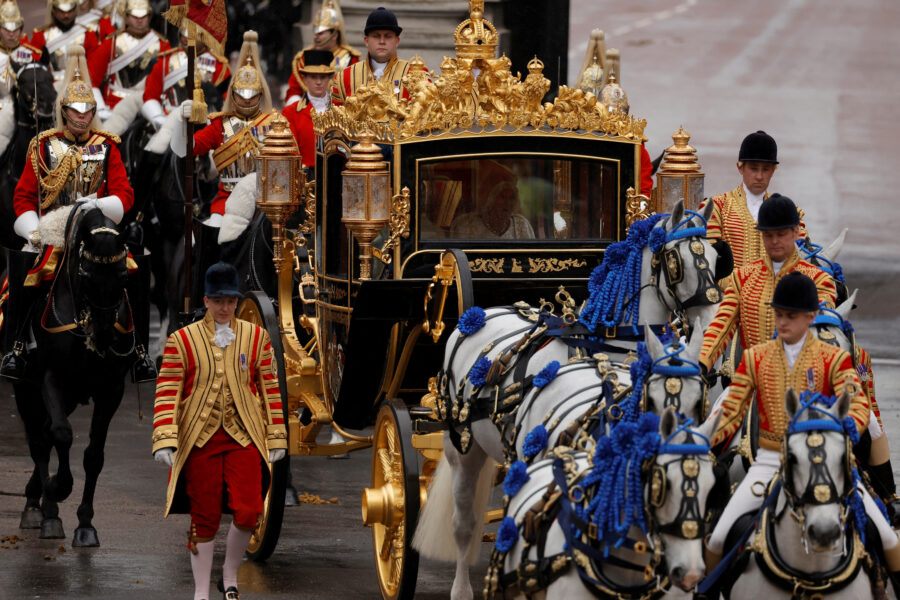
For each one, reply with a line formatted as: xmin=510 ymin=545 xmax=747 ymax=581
xmin=77 ymin=192 xmax=99 ymax=210
xmin=180 ymin=99 xmax=193 ymax=119
xmin=92 ymin=87 xmax=112 ymax=121
xmin=96 ymin=195 xmax=124 ymax=224
xmin=268 ymin=448 xmax=286 ymax=463
xmin=154 ymin=448 xmax=174 ymax=467
xmin=169 ymin=104 xmax=188 ymax=158
xmin=141 ymin=99 xmax=167 ymax=130
xmin=13 ymin=210 xmax=39 ymax=241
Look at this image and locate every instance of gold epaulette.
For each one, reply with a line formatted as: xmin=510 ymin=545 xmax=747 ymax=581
xmin=36 ymin=128 xmax=61 ymax=142
xmin=207 ymin=111 xmax=226 ymax=121
xmin=91 ymin=129 xmax=122 ymax=144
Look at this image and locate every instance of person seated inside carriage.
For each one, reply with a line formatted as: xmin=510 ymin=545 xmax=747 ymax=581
xmin=704 ymin=272 xmax=900 ymax=591
xmin=140 ymin=25 xmax=230 ymax=131
xmin=449 ymin=159 xmax=535 ymax=240
xmin=0 ymin=45 xmax=154 ymax=382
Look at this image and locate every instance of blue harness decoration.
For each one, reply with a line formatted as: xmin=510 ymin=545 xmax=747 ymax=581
xmin=797 ymin=239 xmax=845 ymax=283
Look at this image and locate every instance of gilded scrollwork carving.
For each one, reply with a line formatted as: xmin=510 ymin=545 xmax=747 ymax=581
xmin=376 ymin=186 xmax=411 ymax=265
xmin=299 ymin=180 xmax=316 ymax=235
xmin=527 ymin=258 xmax=588 ymax=273
xmin=469 ymin=258 xmax=505 ymax=274
xmin=625 ymin=186 xmax=653 ymax=228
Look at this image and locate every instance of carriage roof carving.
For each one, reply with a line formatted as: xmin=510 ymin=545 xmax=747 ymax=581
xmin=312 ymin=0 xmax=648 ymax=144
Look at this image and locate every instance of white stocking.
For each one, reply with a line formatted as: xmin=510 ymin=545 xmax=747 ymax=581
xmin=191 ymin=540 xmax=215 ymax=600
xmin=223 ymin=522 xmax=252 ymax=590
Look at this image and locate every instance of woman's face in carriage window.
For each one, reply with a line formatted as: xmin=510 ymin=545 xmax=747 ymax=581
xmin=204 ymin=296 xmax=238 ymax=324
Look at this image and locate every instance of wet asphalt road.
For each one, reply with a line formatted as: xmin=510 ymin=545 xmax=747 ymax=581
xmin=3 ymin=0 xmax=899 ymax=598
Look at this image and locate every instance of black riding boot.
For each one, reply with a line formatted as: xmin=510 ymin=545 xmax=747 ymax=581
xmin=0 ymin=251 xmax=40 ymax=381
xmin=867 ymin=461 xmax=900 ymax=528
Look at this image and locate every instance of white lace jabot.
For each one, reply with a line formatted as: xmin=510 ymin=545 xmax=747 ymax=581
xmin=213 ymin=321 xmax=236 ymax=348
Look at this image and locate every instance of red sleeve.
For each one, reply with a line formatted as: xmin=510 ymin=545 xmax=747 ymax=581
xmin=13 ymin=146 xmax=40 ymax=217
xmin=213 ymin=60 xmax=230 ymax=86
xmin=87 ymin=37 xmax=113 ymax=89
xmin=143 ymin=58 xmax=164 ymax=102
xmin=348 ymin=54 xmax=360 ymax=67
xmin=83 ymin=30 xmax=100 ymax=58
xmin=98 ymin=18 xmax=115 ymax=40
xmin=282 ymin=103 xmax=315 ymax=168
xmin=103 ymin=143 xmax=134 ymax=212
xmin=640 ymin=142 xmax=653 ymax=196
xmin=193 ymin=118 xmax=224 ymax=155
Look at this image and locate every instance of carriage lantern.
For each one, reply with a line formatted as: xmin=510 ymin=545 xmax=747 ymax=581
xmin=255 ymin=113 xmax=303 ymax=269
xmin=654 ymin=126 xmax=704 ymax=212
xmin=341 ymin=131 xmax=391 ymax=280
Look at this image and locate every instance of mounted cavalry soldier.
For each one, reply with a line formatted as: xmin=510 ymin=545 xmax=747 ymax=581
xmin=87 ymin=0 xmax=170 ymax=119
xmin=700 ymin=194 xmax=835 ymax=380
xmin=284 ymin=0 xmax=358 ymax=106
xmin=0 ymin=0 xmax=39 ymax=110
xmin=171 ymin=31 xmax=276 ymax=226
xmin=704 ymin=272 xmax=900 ymax=592
xmin=152 ymin=262 xmax=287 ymax=600
xmin=701 ymin=131 xmax=808 ymax=269
xmin=331 ymin=6 xmax=423 ymax=107
xmin=0 ymin=45 xmax=137 ymax=379
xmin=140 ymin=26 xmax=230 ymax=130
xmin=281 ymin=48 xmax=329 ymax=169
xmin=29 ymin=0 xmax=96 ymax=83
xmin=74 ymin=0 xmax=115 ymax=43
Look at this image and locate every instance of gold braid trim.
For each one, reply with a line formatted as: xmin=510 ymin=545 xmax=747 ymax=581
xmin=29 ymin=132 xmax=81 ymax=211
xmin=91 ymin=130 xmax=121 ymax=144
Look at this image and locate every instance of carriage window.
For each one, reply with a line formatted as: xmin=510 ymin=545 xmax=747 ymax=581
xmin=418 ymin=156 xmax=617 ymax=241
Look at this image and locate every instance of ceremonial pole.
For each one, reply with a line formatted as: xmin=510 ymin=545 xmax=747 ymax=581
xmin=183 ymin=25 xmax=196 ymax=315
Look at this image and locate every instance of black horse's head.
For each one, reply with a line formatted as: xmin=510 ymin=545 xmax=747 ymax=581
xmin=13 ymin=63 xmax=56 ymax=130
xmin=73 ymin=208 xmax=130 ymax=353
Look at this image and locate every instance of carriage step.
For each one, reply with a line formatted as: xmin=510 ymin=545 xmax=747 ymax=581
xmin=413 ymin=420 xmax=445 ymax=434
xmin=408 ymin=406 xmax=434 ymax=419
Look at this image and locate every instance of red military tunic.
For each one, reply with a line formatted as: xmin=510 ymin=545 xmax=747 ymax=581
xmin=700 ymin=184 xmax=808 ymax=269
xmin=284 ymin=44 xmax=359 ymax=104
xmin=77 ymin=12 xmax=115 ymax=58
xmin=331 ymin=55 xmax=421 ymax=107
xmin=281 ymin=97 xmax=316 ymax=168
xmin=88 ymin=30 xmax=170 ymax=108
xmin=30 ymin=24 xmax=93 ymax=80
xmin=700 ymin=249 xmax=835 ymax=373
xmin=712 ymin=333 xmax=868 ymax=451
xmin=13 ymin=128 xmax=134 ymax=218
xmin=142 ymin=48 xmax=230 ymax=113
xmin=192 ymin=111 xmax=278 ymax=215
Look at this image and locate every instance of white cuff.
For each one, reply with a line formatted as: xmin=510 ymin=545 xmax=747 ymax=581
xmin=141 ymin=99 xmax=165 ymax=129
xmin=13 ymin=210 xmax=39 ymax=240
xmin=203 ymin=213 xmax=223 ymax=228
xmin=96 ymin=195 xmax=124 ymax=224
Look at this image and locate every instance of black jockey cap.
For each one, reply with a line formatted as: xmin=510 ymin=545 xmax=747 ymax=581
xmin=756 ymin=193 xmax=800 ymax=231
xmin=299 ymin=49 xmax=335 ymax=75
xmin=739 ymin=130 xmax=778 ymax=164
xmin=205 ymin=262 xmax=242 ymax=298
xmin=770 ymin=271 xmax=819 ymax=313
xmin=364 ymin=6 xmax=402 ymax=35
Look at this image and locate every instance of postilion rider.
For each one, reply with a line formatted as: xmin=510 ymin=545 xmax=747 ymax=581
xmin=704 ymin=271 xmax=900 ymax=589
xmin=0 ymin=46 xmax=142 ymax=380
xmin=152 ymin=262 xmax=287 ymax=600
xmin=331 ymin=6 xmax=423 ymax=106
xmin=170 ymin=31 xmax=277 ymax=228
xmin=700 ymin=130 xmax=807 ymax=270
xmin=284 ymin=0 xmax=358 ymax=106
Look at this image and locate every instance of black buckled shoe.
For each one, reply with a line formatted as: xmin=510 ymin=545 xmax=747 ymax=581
xmin=0 ymin=343 xmax=26 ymax=381
xmin=223 ymin=586 xmax=240 ymax=600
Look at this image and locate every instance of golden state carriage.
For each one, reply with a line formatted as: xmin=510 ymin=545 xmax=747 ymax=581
xmin=235 ymin=3 xmax=708 ymax=598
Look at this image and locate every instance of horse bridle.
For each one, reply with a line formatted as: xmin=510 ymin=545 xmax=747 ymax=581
xmin=641 ymin=342 xmax=709 ymax=422
xmin=650 ymin=212 xmax=722 ymax=315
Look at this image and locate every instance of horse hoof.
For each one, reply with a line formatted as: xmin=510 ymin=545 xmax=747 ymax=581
xmin=72 ymin=526 xmax=100 ymax=547
xmin=40 ymin=517 xmax=65 ymax=539
xmin=19 ymin=507 xmax=43 ymax=529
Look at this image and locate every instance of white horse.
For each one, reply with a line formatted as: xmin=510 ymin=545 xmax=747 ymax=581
xmin=728 ymin=389 xmax=876 ymax=599
xmin=490 ymin=407 xmax=721 ymax=598
xmin=414 ymin=321 xmax=711 ymax=600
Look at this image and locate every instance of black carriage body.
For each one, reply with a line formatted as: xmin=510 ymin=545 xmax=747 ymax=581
xmin=314 ymin=129 xmax=644 ymax=429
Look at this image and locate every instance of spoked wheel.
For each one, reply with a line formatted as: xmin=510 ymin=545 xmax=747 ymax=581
xmin=238 ymin=291 xmax=289 ymax=562
xmin=362 ymin=399 xmax=420 ymax=600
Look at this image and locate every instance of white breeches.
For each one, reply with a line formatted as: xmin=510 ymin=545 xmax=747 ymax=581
xmin=709 ymin=448 xmax=899 ymax=554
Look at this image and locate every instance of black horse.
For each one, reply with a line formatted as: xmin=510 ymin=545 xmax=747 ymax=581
xmin=0 ymin=62 xmax=56 ymax=251
xmin=13 ymin=208 xmax=136 ymax=546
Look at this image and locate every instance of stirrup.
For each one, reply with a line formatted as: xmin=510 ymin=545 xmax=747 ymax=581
xmin=0 ymin=341 xmax=27 ymax=381
xmin=131 ymin=345 xmax=158 ymax=383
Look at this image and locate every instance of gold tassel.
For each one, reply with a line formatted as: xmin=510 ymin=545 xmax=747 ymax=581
xmin=186 ymin=21 xmax=208 ymax=124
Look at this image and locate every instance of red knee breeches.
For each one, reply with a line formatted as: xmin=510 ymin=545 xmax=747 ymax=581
xmin=184 ymin=428 xmax=263 ymax=539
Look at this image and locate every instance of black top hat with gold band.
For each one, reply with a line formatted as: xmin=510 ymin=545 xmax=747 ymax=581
xmin=770 ymin=271 xmax=818 ymax=313
xmin=755 ymin=193 xmax=799 ymax=231
xmin=299 ymin=49 xmax=335 ymax=75
xmin=739 ymin=130 xmax=778 ymax=164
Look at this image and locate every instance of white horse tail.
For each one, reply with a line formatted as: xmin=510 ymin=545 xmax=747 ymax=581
xmin=412 ymin=453 xmax=496 ymax=564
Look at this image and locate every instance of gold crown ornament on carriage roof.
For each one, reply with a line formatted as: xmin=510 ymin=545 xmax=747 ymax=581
xmin=312 ymin=0 xmax=648 ymax=144
xmin=0 ymin=0 xmax=24 ymax=31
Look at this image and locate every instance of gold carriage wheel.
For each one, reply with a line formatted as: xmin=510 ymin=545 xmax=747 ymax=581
xmin=238 ymin=292 xmax=290 ymax=562
xmin=363 ymin=399 xmax=420 ymax=600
